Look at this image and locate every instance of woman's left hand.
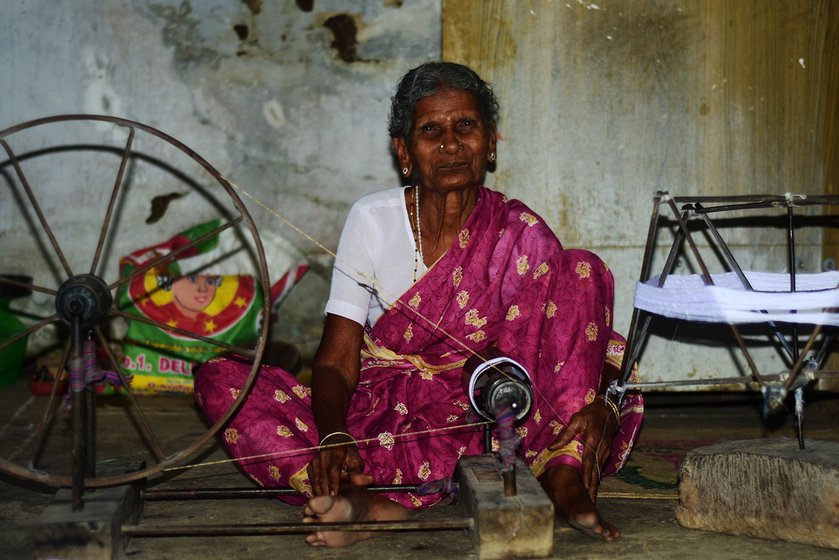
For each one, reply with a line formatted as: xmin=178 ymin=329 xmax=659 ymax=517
xmin=547 ymin=397 xmax=620 ymax=501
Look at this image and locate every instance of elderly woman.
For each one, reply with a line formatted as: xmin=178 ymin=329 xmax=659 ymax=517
xmin=195 ymin=62 xmax=642 ymax=547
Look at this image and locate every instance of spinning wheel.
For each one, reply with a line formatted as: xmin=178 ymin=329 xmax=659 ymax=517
xmin=0 ymin=115 xmax=270 ymax=502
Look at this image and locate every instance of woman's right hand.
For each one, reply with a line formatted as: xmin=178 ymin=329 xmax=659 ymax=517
xmin=309 ymin=315 xmax=371 ymax=496
xmin=308 ymin=434 xmax=374 ymax=496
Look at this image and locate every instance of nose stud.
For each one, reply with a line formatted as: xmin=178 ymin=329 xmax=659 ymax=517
xmin=438 ymin=141 xmax=464 ymax=152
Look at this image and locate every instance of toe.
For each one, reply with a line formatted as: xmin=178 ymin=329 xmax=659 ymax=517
xmin=306 ymin=495 xmax=335 ymax=516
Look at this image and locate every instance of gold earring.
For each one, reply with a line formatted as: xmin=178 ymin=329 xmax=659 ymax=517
xmin=402 ymin=167 xmax=409 ymax=175
xmin=489 ymin=152 xmax=496 ymax=162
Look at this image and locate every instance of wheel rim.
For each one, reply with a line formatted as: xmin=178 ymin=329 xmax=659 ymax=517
xmin=0 ymin=115 xmax=271 ymax=488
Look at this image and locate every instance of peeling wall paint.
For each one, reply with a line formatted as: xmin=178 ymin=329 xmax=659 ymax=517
xmin=0 ymin=0 xmax=441 ymax=357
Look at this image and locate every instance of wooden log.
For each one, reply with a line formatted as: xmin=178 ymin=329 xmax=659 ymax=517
xmin=676 ymin=438 xmax=839 ymax=549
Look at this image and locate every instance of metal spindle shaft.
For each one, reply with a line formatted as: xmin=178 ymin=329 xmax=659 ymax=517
xmin=122 ymin=518 xmax=474 ymax=537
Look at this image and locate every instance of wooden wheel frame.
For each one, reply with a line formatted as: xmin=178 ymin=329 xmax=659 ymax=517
xmin=0 ymin=115 xmax=270 ymax=492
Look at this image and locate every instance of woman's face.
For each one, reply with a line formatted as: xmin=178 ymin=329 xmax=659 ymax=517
xmin=393 ymin=88 xmax=496 ymax=194
xmin=171 ymin=275 xmax=218 ymax=317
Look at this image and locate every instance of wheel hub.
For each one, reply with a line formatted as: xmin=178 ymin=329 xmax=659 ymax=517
xmin=55 ymin=274 xmax=112 ymax=329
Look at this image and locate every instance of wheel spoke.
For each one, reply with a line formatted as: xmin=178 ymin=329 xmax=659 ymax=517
xmin=0 ymin=313 xmax=58 ymax=353
xmin=109 ymin=308 xmax=256 ymax=358
xmin=0 ymin=275 xmax=56 ymax=297
xmin=28 ymin=339 xmax=72 ymax=469
xmin=0 ymin=139 xmax=74 ymax=277
xmin=108 ymin=216 xmax=243 ymax=292
xmin=89 ymin=127 xmax=135 ymax=275
xmin=92 ymin=327 xmax=166 ymax=462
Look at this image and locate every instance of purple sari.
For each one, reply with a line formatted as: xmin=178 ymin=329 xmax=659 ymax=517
xmin=195 ymin=188 xmax=643 ymax=508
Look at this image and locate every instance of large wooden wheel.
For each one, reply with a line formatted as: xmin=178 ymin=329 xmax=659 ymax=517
xmin=0 ymin=115 xmax=270 ymax=496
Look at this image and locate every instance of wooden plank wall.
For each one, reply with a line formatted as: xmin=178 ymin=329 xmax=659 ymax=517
xmin=443 ymin=0 xmax=838 ymax=387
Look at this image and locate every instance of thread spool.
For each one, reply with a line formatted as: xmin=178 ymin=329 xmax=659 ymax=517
xmin=462 ymin=349 xmax=533 ymax=424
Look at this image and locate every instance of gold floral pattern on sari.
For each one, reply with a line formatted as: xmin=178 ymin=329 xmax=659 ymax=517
xmin=458 ymin=229 xmax=470 ymax=248
xmin=224 ymin=427 xmax=240 ymax=444
xmin=274 ymin=390 xmax=291 ymax=403
xmin=408 ymin=292 xmax=421 ymax=309
xmin=229 ymin=387 xmax=241 ymax=400
xmin=506 ymin=304 xmax=520 ymax=321
xmin=516 ymin=254 xmax=529 ymax=275
xmin=456 ymin=290 xmax=469 ymax=309
xmin=465 ymin=308 xmax=487 ymax=329
xmin=394 ymin=402 xmax=408 ymax=415
xmin=515 ymin=426 xmax=528 ymax=438
xmin=378 ymin=431 xmax=395 ymax=450
xmin=466 ymin=330 xmax=486 ymax=342
xmin=532 ymin=261 xmax=549 ymax=279
xmin=576 ymin=261 xmax=592 ymax=279
xmin=544 ymin=301 xmax=557 ymax=318
xmin=452 ymin=266 xmax=463 ymax=287
xmin=553 ymin=360 xmax=565 ymax=373
xmin=605 ymin=305 xmax=611 ymax=327
xmin=292 ymin=384 xmax=310 ymax=399
xmin=418 ymin=461 xmax=431 ymax=480
xmin=268 ymin=465 xmax=281 ymax=481
xmin=392 ymin=468 xmax=403 ymax=484
xmin=519 ymin=212 xmax=538 ymax=226
xmin=533 ymin=409 xmax=542 ymax=423
xmin=446 ymin=414 xmax=459 ymax=423
xmin=295 ymin=418 xmax=309 ymax=432
xmin=276 ymin=425 xmax=293 ymax=438
xmin=403 ymin=324 xmax=413 ymax=342
xmin=585 ymin=322 xmax=598 ymax=341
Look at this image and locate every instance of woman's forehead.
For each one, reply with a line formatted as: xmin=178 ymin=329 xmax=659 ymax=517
xmin=414 ymin=88 xmax=481 ymax=121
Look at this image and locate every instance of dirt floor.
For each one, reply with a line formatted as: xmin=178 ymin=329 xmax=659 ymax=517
xmin=1 ymin=371 xmax=837 ymax=559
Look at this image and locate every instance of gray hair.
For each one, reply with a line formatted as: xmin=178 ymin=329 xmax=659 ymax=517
xmin=388 ymin=62 xmax=500 ymax=140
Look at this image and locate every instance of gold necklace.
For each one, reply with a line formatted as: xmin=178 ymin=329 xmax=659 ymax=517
xmin=412 ymin=184 xmax=423 ymax=282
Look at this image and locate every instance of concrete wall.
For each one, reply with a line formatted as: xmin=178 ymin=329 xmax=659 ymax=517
xmin=444 ymin=0 xmax=839 ymax=388
xmin=1 ymin=0 xmax=441 ymax=357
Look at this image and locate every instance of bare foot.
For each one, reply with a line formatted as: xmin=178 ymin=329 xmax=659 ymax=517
xmin=302 ymin=486 xmax=408 ymax=547
xmin=541 ymin=464 xmax=620 ymax=541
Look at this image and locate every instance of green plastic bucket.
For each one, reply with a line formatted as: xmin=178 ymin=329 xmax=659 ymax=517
xmin=0 ymin=275 xmax=32 ymax=387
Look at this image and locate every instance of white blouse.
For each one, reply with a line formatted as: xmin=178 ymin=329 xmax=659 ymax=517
xmin=325 ymin=187 xmax=427 ymax=327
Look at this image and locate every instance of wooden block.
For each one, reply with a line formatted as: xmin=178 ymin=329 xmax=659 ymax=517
xmin=456 ymin=454 xmax=554 ymax=559
xmin=34 ymin=465 xmax=144 ymax=560
xmin=676 ymin=438 xmax=839 ymax=550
